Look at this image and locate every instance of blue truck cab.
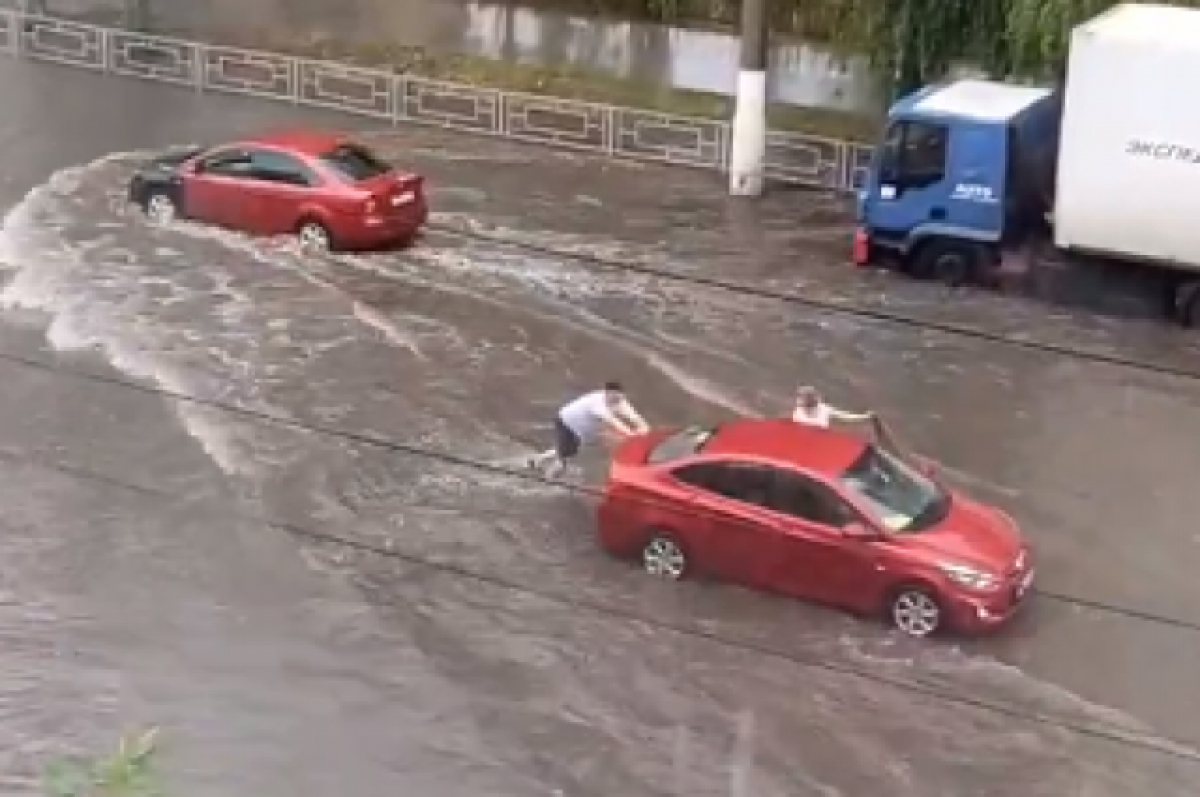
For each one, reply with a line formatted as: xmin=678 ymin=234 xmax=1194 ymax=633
xmin=856 ymin=79 xmax=1061 ymax=284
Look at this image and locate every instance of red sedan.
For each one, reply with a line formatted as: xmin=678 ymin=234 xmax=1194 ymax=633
xmin=598 ymin=419 xmax=1035 ymax=637
xmin=127 ymin=130 xmax=428 ymax=251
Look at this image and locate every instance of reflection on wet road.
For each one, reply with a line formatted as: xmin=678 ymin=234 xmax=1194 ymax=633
xmin=2 ymin=56 xmax=1200 ymax=795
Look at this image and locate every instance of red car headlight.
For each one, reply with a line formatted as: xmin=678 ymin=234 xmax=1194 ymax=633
xmin=939 ymin=563 xmax=1002 ymax=592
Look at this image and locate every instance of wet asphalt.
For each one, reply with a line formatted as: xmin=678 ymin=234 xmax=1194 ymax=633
xmin=2 ymin=56 xmax=1200 ymax=796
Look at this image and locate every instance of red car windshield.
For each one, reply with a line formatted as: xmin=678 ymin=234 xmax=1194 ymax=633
xmin=319 ymin=143 xmax=392 ymax=183
xmin=840 ymin=444 xmax=949 ymax=533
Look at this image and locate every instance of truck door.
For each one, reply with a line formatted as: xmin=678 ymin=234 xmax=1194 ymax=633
xmin=942 ymin=127 xmax=1005 ymax=239
xmin=865 ymin=120 xmax=1004 ymax=245
xmin=862 ymin=119 xmax=951 ymax=241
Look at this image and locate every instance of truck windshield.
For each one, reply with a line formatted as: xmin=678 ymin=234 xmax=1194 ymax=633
xmin=648 ymin=426 xmax=717 ymax=464
xmin=839 ymin=444 xmax=949 ymax=533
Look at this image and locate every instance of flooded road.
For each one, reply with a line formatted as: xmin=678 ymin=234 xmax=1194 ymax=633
xmin=2 ymin=57 xmax=1200 ymax=795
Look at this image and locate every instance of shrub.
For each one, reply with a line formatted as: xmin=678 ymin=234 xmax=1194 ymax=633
xmin=43 ymin=729 xmax=163 ymax=797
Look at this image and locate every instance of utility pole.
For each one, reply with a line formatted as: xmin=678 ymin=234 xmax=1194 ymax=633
xmin=728 ymin=0 xmax=769 ymax=196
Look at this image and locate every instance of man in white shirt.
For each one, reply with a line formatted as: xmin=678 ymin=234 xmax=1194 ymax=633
xmin=791 ymin=386 xmax=873 ymax=428
xmin=527 ymin=381 xmax=650 ymax=478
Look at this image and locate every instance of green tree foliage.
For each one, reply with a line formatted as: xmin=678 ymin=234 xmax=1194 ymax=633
xmin=575 ymin=0 xmax=1200 ymax=94
xmin=830 ymin=0 xmax=1007 ymax=97
xmin=1005 ymin=0 xmax=1200 ymax=75
xmin=835 ymin=0 xmax=1200 ymax=92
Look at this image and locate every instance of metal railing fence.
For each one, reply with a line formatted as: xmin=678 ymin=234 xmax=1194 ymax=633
xmin=0 ymin=9 xmax=873 ymax=191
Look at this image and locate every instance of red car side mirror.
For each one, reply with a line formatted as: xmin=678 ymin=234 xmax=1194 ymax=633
xmin=842 ymin=522 xmax=879 ymax=541
xmin=918 ymin=459 xmax=940 ymax=479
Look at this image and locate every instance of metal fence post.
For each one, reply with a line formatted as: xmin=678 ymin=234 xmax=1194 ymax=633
xmin=604 ymin=105 xmax=615 ymax=156
xmin=12 ymin=6 xmax=22 ymax=59
xmin=392 ymin=73 xmax=402 ymax=126
xmin=193 ymin=40 xmax=204 ymax=92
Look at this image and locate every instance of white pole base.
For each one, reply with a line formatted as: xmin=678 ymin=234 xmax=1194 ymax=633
xmin=728 ymin=69 xmax=768 ymax=197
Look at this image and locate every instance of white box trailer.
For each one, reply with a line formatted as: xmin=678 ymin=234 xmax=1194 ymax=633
xmin=1055 ymin=3 xmax=1200 ymax=272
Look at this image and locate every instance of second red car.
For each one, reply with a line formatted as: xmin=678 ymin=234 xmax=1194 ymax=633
xmin=128 ymin=130 xmax=427 ymax=251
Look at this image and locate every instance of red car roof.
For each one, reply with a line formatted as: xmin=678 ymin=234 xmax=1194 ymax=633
xmin=703 ymin=418 xmax=867 ymax=475
xmin=242 ymin=130 xmax=347 ymax=155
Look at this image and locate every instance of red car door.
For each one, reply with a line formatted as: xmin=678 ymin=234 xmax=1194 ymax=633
xmin=238 ymin=148 xmax=324 ymax=236
xmin=764 ymin=469 xmax=887 ymax=612
xmin=183 ymin=148 xmax=252 ymax=228
xmin=672 ymin=461 xmax=781 ymax=589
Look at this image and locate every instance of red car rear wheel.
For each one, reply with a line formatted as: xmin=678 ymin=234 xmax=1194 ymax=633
xmin=297 ymin=218 xmax=334 ymax=252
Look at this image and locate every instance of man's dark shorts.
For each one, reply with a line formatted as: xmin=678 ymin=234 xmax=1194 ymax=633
xmin=554 ymin=416 xmax=581 ymax=459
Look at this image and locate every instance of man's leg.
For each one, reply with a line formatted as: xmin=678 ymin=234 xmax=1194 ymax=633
xmin=528 ymin=415 xmax=569 ymax=473
xmin=539 ymin=417 xmax=580 ymax=478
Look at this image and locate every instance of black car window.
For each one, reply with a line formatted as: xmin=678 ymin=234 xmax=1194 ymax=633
xmin=248 ymin=149 xmax=319 ymax=187
xmin=766 ymin=468 xmax=854 ymax=528
xmin=673 ymin=461 xmax=772 ymax=508
xmin=319 ymin=143 xmax=392 ymax=182
xmin=197 ymin=149 xmax=252 ymax=178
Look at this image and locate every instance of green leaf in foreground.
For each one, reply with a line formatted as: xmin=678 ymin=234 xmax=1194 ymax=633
xmin=43 ymin=729 xmax=164 ymax=797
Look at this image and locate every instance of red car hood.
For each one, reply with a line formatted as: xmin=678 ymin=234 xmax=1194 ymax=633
xmin=915 ymin=495 xmax=1024 ymax=573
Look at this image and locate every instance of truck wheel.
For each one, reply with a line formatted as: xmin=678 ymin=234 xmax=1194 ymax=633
xmin=912 ymin=240 xmax=982 ymax=287
xmin=1172 ymin=280 xmax=1200 ymax=327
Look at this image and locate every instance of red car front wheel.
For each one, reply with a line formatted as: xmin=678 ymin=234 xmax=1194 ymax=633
xmin=888 ymin=585 xmax=944 ymax=637
xmin=641 ymin=531 xmax=689 ymax=580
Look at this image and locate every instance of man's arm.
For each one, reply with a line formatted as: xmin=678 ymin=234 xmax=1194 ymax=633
xmin=616 ymin=399 xmax=650 ymax=433
xmin=596 ymin=406 xmax=636 ymax=436
xmin=827 ymin=405 xmax=873 ymax=422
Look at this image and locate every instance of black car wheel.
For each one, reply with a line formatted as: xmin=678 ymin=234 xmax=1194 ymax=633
xmin=144 ymin=191 xmax=178 ymax=225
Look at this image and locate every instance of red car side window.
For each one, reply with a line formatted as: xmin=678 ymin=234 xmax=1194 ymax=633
xmin=197 ymin=149 xmax=252 ymax=178
xmin=673 ymin=461 xmax=771 ymax=508
xmin=247 ymin=149 xmax=319 ymax=188
xmin=766 ymin=469 xmax=853 ymax=528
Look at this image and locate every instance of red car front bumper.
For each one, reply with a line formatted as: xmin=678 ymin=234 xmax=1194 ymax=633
xmin=945 ymin=566 xmax=1035 ymax=634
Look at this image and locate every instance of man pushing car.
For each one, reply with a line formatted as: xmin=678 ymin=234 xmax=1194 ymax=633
xmin=527 ymin=381 xmax=650 ymax=478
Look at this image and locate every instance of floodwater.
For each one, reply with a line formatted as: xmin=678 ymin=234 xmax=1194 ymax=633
xmin=34 ymin=0 xmax=882 ymax=112
xmin=2 ymin=56 xmax=1200 ymax=796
